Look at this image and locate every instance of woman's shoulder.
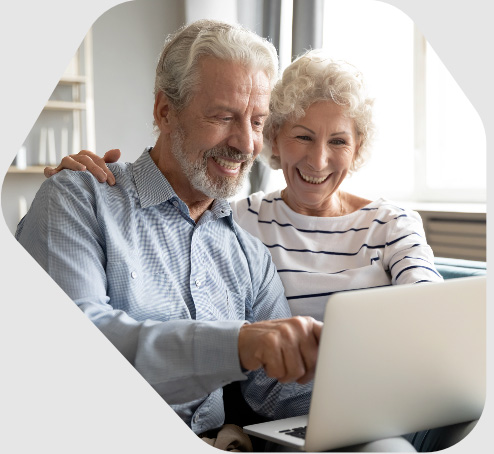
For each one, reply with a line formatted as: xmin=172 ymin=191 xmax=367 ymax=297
xmin=230 ymin=189 xmax=282 ymax=215
xmin=249 ymin=189 xmax=282 ymax=206
xmin=369 ymin=198 xmax=423 ymax=225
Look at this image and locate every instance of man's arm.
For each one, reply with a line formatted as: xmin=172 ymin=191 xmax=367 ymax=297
xmin=16 ymin=171 xmax=322 ymax=407
xmin=16 ymin=172 xmax=248 ymax=404
xmin=231 ymin=235 xmax=320 ymax=420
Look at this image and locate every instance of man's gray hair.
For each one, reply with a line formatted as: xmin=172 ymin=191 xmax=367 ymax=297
xmin=262 ymin=49 xmax=375 ymax=174
xmin=154 ymin=19 xmax=279 ymax=112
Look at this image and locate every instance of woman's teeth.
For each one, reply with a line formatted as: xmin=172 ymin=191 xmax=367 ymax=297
xmin=299 ymin=171 xmax=328 ymax=184
xmin=213 ymin=156 xmax=241 ymax=170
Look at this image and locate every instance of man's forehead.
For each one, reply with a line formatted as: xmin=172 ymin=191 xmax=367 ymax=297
xmin=197 ymin=56 xmax=272 ymax=96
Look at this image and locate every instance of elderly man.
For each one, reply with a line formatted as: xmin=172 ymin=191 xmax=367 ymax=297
xmin=16 ymin=19 xmax=319 ymax=450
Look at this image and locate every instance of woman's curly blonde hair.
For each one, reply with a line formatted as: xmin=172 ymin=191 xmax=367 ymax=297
xmin=261 ymin=49 xmax=375 ymax=173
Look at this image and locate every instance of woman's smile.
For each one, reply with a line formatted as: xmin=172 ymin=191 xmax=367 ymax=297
xmin=297 ymin=168 xmax=330 ymax=185
xmin=273 ymin=100 xmax=360 ymax=216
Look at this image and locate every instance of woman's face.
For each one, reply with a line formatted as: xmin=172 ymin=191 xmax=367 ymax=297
xmin=273 ymin=100 xmax=360 ymax=216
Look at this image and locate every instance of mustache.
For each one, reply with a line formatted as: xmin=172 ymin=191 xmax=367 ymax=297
xmin=203 ymin=146 xmax=255 ymax=165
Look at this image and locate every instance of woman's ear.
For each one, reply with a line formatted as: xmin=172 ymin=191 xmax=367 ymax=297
xmin=153 ymin=91 xmax=174 ymax=133
xmin=271 ymin=135 xmax=280 ymax=157
xmin=352 ymin=137 xmax=362 ymax=166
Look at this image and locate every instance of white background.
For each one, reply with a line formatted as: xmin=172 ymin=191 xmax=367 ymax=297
xmin=0 ymin=0 xmax=491 ymax=452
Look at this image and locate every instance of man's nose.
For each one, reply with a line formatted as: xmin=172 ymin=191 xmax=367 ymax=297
xmin=228 ymin=120 xmax=255 ymax=156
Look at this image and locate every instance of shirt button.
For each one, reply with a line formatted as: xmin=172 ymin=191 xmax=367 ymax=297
xmin=131 ymin=271 xmax=137 ymax=279
xmin=193 ymin=414 xmax=200 ymax=424
xmin=173 ymin=200 xmax=179 ymax=207
xmin=195 ymin=279 xmax=202 ymax=288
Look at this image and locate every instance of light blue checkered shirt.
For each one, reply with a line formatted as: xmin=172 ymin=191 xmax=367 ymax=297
xmin=16 ymin=148 xmax=312 ymax=434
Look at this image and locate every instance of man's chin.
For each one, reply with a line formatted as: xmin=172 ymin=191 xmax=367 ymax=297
xmin=195 ymin=175 xmax=247 ymax=200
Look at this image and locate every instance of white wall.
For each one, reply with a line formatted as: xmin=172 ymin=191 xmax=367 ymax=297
xmin=185 ymin=0 xmax=237 ymax=23
xmin=2 ymin=0 xmax=185 ymax=233
xmin=92 ymin=0 xmax=184 ymax=162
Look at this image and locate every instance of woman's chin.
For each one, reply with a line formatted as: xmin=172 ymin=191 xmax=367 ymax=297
xmin=296 ymin=182 xmax=335 ymax=202
xmin=292 ymin=194 xmax=332 ymax=213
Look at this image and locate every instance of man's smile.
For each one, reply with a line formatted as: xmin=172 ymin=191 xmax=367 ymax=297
xmin=212 ymin=156 xmax=243 ymax=172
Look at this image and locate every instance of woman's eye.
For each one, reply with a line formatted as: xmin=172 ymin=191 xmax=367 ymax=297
xmin=296 ymin=135 xmax=312 ymax=141
xmin=331 ymin=139 xmax=346 ymax=145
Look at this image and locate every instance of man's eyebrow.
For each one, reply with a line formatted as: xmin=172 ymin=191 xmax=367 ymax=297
xmin=206 ymin=105 xmax=269 ymax=117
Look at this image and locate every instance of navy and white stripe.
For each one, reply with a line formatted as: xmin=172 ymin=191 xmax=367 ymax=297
xmin=232 ymin=189 xmax=442 ymax=321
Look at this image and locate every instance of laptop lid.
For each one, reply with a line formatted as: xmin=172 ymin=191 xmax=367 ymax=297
xmin=245 ymin=277 xmax=486 ymax=452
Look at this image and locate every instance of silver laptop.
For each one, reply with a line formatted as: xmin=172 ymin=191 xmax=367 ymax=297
xmin=244 ymin=276 xmax=486 ymax=452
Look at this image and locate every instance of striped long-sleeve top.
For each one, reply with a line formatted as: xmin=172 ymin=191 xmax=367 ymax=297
xmin=232 ymin=189 xmax=443 ymax=321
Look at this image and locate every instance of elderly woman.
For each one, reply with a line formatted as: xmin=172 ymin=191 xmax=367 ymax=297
xmin=49 ymin=50 xmax=442 ymax=322
xmin=232 ymin=50 xmax=442 ymax=320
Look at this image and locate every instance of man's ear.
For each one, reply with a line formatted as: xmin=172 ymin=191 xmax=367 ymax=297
xmin=153 ymin=91 xmax=175 ymax=133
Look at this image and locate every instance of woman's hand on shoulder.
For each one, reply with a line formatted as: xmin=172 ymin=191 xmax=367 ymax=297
xmin=44 ymin=149 xmax=121 ymax=186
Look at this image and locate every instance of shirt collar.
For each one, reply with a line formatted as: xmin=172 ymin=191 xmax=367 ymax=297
xmin=133 ymin=147 xmax=177 ymax=209
xmin=209 ymin=198 xmax=233 ymax=220
xmin=132 ymin=148 xmax=233 ymax=220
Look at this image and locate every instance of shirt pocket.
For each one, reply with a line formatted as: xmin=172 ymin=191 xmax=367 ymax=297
xmin=196 ymin=279 xmax=246 ymax=321
xmin=105 ymin=260 xmax=190 ymax=321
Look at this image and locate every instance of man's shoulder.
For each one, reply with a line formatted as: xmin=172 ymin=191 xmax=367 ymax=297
xmin=47 ymin=162 xmax=133 ymax=195
xmin=231 ymin=215 xmax=271 ymax=260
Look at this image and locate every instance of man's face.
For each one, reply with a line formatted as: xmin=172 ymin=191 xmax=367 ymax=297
xmin=168 ymin=57 xmax=271 ymax=199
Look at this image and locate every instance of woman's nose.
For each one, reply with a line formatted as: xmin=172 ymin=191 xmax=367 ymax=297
xmin=307 ymin=142 xmax=328 ymax=170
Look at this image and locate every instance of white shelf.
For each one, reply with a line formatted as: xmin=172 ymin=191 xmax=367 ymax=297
xmin=8 ymin=31 xmax=94 ymax=177
xmin=44 ymin=100 xmax=86 ymax=110
xmin=8 ymin=166 xmax=46 ymax=174
xmin=59 ymin=75 xmax=87 ymax=84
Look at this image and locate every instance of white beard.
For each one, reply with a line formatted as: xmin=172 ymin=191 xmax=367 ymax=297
xmin=170 ymin=126 xmax=254 ymax=199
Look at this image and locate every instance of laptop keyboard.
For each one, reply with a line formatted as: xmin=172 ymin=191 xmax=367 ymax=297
xmin=279 ymin=426 xmax=307 ymax=439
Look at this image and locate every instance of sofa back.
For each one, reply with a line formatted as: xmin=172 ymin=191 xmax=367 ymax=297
xmin=435 ymin=257 xmax=487 ymax=280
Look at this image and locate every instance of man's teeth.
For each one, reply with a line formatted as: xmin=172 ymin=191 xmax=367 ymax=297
xmin=213 ymin=156 xmax=241 ymax=170
xmin=299 ymin=171 xmax=328 ymax=184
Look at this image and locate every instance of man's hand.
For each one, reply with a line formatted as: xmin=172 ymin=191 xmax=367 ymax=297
xmin=238 ymin=316 xmax=323 ymax=385
xmin=44 ymin=149 xmax=121 ymax=185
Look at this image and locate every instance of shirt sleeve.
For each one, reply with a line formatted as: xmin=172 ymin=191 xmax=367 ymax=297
xmin=15 ymin=172 xmax=248 ymax=405
xmin=383 ymin=208 xmax=443 ymax=284
xmin=236 ymin=240 xmax=313 ymax=419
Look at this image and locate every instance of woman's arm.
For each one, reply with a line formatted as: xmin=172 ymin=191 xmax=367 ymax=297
xmin=44 ymin=148 xmax=121 ymax=185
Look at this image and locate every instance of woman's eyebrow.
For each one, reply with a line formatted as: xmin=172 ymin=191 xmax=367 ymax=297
xmin=291 ymin=125 xmax=351 ymax=137
xmin=330 ymin=131 xmax=351 ymax=136
xmin=291 ymin=125 xmax=316 ymax=134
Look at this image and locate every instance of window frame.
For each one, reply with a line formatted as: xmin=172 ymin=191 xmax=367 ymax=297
xmin=272 ymin=0 xmax=486 ymax=206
